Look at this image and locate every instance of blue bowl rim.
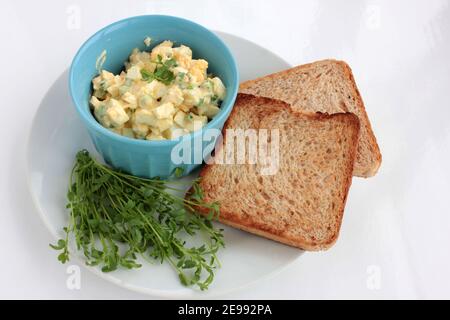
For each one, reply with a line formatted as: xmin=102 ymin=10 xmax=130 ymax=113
xmin=68 ymin=14 xmax=239 ymax=147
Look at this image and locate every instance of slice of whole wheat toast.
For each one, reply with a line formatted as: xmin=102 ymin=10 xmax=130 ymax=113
xmin=239 ymin=59 xmax=381 ymax=178
xmin=196 ymin=93 xmax=360 ymax=250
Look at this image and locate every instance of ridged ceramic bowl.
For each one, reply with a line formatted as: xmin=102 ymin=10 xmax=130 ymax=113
xmin=69 ymin=15 xmax=239 ymax=178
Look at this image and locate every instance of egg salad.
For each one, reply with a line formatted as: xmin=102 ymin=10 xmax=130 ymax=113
xmin=89 ymin=40 xmax=226 ymax=140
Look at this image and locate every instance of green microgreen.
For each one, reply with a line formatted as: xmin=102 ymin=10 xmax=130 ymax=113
xmin=50 ymin=150 xmax=223 ymax=290
xmin=196 ymin=98 xmax=205 ymax=107
xmin=173 ymin=167 xmax=185 ymax=178
xmin=140 ymin=55 xmax=177 ymax=85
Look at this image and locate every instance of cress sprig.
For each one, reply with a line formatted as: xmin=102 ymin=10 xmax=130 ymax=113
xmin=140 ymin=54 xmax=177 ymax=85
xmin=50 ymin=150 xmax=223 ymax=290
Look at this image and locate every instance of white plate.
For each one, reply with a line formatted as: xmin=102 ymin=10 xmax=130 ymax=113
xmin=26 ymin=32 xmax=302 ymax=298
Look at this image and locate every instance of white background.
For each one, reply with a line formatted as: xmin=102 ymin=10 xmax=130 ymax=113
xmin=1 ymin=0 xmax=450 ymax=299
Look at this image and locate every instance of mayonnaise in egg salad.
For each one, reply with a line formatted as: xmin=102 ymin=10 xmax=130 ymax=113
xmin=89 ymin=40 xmax=226 ymax=140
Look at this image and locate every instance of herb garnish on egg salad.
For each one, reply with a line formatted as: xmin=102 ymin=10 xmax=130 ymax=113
xmin=89 ymin=40 xmax=227 ymax=140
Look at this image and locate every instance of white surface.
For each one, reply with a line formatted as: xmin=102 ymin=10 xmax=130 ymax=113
xmin=27 ymin=33 xmax=302 ymax=298
xmin=1 ymin=0 xmax=450 ymax=299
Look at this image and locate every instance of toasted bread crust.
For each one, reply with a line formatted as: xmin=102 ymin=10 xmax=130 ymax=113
xmin=338 ymin=61 xmax=381 ymax=177
xmin=239 ymin=59 xmax=337 ymax=91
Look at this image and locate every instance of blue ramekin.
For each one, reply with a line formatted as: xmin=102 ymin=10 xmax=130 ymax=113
xmin=69 ymin=15 xmax=239 ymax=178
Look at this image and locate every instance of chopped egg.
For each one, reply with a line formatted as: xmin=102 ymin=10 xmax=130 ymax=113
xmin=89 ymin=39 xmax=226 ymax=140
